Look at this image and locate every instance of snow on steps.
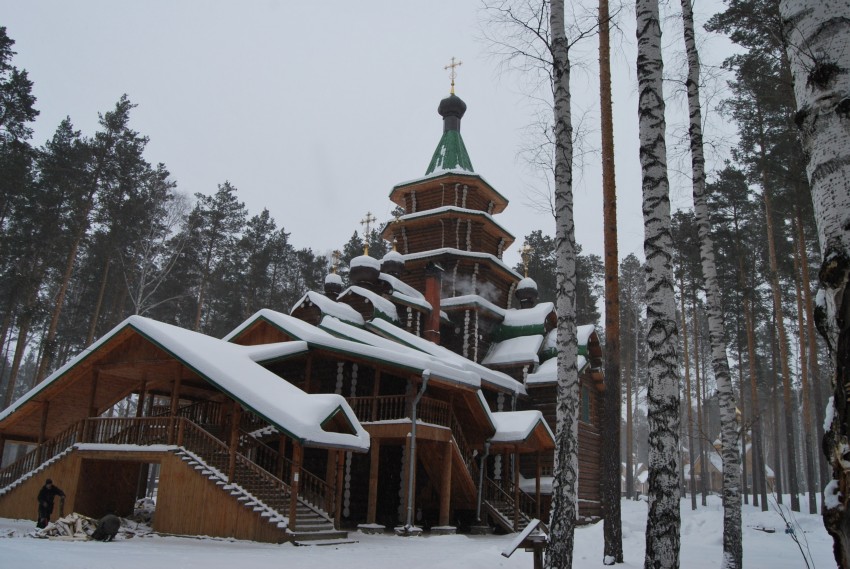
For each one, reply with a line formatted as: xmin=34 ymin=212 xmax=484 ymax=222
xmin=174 ymin=449 xmax=342 ymax=541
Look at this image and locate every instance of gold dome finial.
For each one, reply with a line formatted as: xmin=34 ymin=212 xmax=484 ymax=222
xmin=444 ymin=57 xmax=462 ymax=95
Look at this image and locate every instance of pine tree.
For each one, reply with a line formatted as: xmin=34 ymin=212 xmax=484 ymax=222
xmin=185 ymin=182 xmax=247 ymax=332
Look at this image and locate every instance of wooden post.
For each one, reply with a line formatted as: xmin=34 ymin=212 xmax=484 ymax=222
xmin=167 ymin=371 xmax=182 ymax=444
xmin=304 ymin=354 xmax=313 ymax=393
xmin=335 ymin=449 xmax=344 ymax=529
xmin=439 ymin=441 xmax=453 ymax=527
xmin=136 ymin=378 xmax=147 ymax=418
xmin=289 ymin=441 xmax=303 ymax=530
xmin=0 ymin=435 xmax=6 ymax=468
xmin=371 ymin=369 xmax=381 ymax=421
xmin=37 ymin=401 xmax=49 ymax=463
xmin=88 ymin=369 xmax=100 ymax=417
xmin=228 ymin=403 xmax=241 ymax=483
xmin=535 ymin=451 xmax=542 ymax=520
xmin=277 ymin=435 xmax=287 ymax=481
xmin=513 ymin=445 xmax=520 ymax=532
xmin=367 ymin=441 xmax=381 ymax=524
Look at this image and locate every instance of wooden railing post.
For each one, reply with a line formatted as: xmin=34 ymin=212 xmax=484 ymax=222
xmin=289 ymin=441 xmax=303 ymax=530
xmin=439 ymin=440 xmax=453 ymax=527
xmin=366 ymin=441 xmax=380 ymax=524
xmin=176 ymin=418 xmax=185 ymax=447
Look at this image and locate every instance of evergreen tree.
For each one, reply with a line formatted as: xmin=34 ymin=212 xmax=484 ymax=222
xmin=184 ymin=181 xmax=247 ymax=332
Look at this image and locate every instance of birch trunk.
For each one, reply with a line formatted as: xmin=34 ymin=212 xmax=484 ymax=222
xmin=599 ymin=0 xmax=622 ymax=561
xmin=679 ymin=0 xmax=741 ymax=562
xmin=637 ymin=0 xmax=681 ymax=565
xmin=545 ymin=1 xmax=580 ymax=567
xmin=780 ymin=0 xmax=850 ymax=562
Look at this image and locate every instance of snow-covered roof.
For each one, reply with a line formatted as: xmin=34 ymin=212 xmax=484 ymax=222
xmin=516 ymin=277 xmax=537 ymax=291
xmin=394 ymin=206 xmax=514 ymax=240
xmin=230 ymin=310 xmax=482 ymax=391
xmin=481 ymin=335 xmax=544 ymax=367
xmin=382 ymin=250 xmax=404 ymax=263
xmin=400 ymin=248 xmax=522 ymax=280
xmin=324 ymin=272 xmax=343 ymax=285
xmin=337 ymin=285 xmax=400 ymax=322
xmin=378 ymin=273 xmax=432 ymax=312
xmin=366 ymin=317 xmax=525 ymax=395
xmin=0 ymin=316 xmax=370 ymax=452
xmin=350 ymin=255 xmax=380 ymax=270
xmin=440 ymin=294 xmax=506 ymax=319
xmin=502 ymin=302 xmax=555 ymax=328
xmin=577 ymin=324 xmax=596 ymax=347
xmin=490 ymin=410 xmax=554 ymax=444
xmin=525 ymin=355 xmax=589 ymax=385
xmin=290 ymin=291 xmax=365 ymax=326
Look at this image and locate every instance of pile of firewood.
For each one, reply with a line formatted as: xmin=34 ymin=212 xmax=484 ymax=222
xmin=31 ymin=513 xmax=153 ymax=540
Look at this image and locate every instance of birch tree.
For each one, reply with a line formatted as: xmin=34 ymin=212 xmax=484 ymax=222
xmin=636 ymin=0 xmax=681 ymax=566
xmin=679 ymin=0 xmax=741 ymax=564
xmin=547 ymin=1 xmax=580 ymax=565
xmin=780 ymin=0 xmax=850 ymax=563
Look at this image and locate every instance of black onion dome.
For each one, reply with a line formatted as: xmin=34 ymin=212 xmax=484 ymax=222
xmin=438 ymin=94 xmax=467 ymax=132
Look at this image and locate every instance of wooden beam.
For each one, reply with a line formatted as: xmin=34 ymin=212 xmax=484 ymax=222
xmin=439 ymin=441 xmax=453 ymax=527
xmin=135 ymin=377 xmax=147 ymax=418
xmin=366 ymin=441 xmax=381 ymax=524
xmin=36 ymin=401 xmax=49 ymax=463
xmin=227 ymin=402 xmax=241 ymax=483
xmin=513 ymin=445 xmax=519 ymax=532
xmin=304 ymin=353 xmax=313 ymax=392
xmin=335 ymin=449 xmax=344 ymax=529
xmin=289 ymin=441 xmax=303 ymax=530
xmin=88 ymin=369 xmax=100 ymax=417
xmin=167 ymin=369 xmax=182 ymax=444
xmin=536 ymin=451 xmax=541 ymax=520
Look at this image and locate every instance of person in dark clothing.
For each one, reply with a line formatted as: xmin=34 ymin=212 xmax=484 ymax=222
xmin=36 ymin=479 xmax=65 ymax=529
xmin=91 ymin=514 xmax=121 ymax=541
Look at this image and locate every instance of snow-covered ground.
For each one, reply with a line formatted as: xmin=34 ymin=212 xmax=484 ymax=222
xmin=0 ymin=496 xmax=834 ymax=568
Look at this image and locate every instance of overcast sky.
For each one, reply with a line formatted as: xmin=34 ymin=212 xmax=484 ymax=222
xmin=4 ymin=0 xmax=735 ymax=269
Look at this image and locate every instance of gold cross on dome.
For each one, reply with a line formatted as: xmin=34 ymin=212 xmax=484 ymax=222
xmin=331 ymin=250 xmax=342 ymax=274
xmin=360 ymin=212 xmax=377 ymax=256
xmin=444 ymin=57 xmax=462 ymax=95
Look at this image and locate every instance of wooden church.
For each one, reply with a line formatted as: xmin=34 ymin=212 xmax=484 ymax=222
xmin=0 ymin=86 xmax=604 ymax=543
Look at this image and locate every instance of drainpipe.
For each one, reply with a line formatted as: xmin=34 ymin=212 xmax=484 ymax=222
xmin=405 ymin=370 xmax=430 ymax=530
xmin=476 ymin=439 xmax=491 ymax=521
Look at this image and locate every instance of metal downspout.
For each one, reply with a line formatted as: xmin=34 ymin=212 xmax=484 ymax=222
xmin=405 ymin=370 xmax=430 ymax=530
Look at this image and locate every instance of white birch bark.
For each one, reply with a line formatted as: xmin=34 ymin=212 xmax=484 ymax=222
xmin=546 ymin=1 xmax=580 ymax=567
xmin=679 ymin=0 xmax=742 ymax=566
xmin=780 ymin=0 xmax=850 ymax=564
xmin=636 ymin=0 xmax=681 ymax=567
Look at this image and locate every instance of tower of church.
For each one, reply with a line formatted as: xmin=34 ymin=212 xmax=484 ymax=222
xmin=381 ymin=88 xmax=523 ymax=361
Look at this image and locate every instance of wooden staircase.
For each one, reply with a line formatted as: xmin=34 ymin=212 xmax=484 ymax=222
xmin=482 ymin=477 xmax=535 ymax=533
xmin=0 ymin=416 xmax=347 ymax=542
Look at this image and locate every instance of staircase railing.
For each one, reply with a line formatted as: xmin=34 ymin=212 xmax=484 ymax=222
xmin=0 ymin=422 xmax=80 ymax=489
xmin=483 ymin=475 xmax=536 ymax=532
xmin=449 ymin=410 xmax=479 ymax=483
xmin=0 ymin=416 xmax=335 ymax=525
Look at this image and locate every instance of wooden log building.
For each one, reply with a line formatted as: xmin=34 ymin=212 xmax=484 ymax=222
xmin=0 ymin=90 xmax=603 ymax=543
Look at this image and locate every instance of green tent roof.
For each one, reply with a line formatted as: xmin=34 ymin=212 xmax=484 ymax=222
xmin=425 ymin=129 xmax=474 ymax=175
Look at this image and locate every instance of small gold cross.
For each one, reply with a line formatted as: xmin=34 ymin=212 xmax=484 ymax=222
xmin=360 ymin=212 xmax=377 ymax=256
xmin=444 ymin=57 xmax=462 ymax=95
